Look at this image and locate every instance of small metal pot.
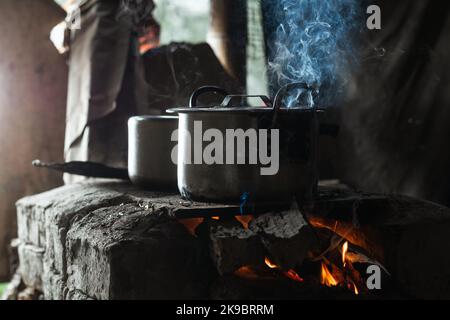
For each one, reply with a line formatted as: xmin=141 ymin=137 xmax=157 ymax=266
xmin=128 ymin=115 xmax=178 ymax=190
xmin=167 ymin=83 xmax=322 ymax=204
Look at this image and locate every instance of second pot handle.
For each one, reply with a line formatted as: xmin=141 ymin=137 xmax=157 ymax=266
xmin=271 ymin=82 xmax=320 ymax=127
xmin=273 ymin=82 xmax=319 ymax=112
xmin=189 ymin=86 xmax=229 ymax=108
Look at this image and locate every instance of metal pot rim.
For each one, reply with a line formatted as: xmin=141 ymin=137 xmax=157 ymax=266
xmin=166 ymin=106 xmax=319 ymax=114
xmin=129 ymin=115 xmax=179 ymax=122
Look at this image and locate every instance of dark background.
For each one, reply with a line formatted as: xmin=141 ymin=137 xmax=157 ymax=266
xmin=0 ymin=0 xmax=449 ymax=282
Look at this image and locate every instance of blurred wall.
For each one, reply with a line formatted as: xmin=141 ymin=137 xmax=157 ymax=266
xmin=0 ymin=0 xmax=67 ymax=280
xmin=338 ymin=0 xmax=450 ymax=206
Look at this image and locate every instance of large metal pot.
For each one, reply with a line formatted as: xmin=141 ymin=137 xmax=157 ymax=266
xmin=128 ymin=115 xmax=178 ymax=190
xmin=167 ymin=83 xmax=321 ymax=204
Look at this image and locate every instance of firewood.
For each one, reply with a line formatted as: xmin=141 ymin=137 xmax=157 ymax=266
xmin=305 ymin=188 xmax=450 ymax=299
xmin=207 ymin=218 xmax=264 ymax=275
xmin=206 ymin=202 xmax=318 ymax=274
xmin=249 ymin=203 xmax=318 ymax=270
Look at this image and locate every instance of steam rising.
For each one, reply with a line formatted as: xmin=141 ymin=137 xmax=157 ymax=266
xmin=266 ymin=0 xmax=361 ymax=107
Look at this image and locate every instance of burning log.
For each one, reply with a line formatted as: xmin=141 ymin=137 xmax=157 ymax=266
xmin=248 ymin=203 xmax=317 ymax=270
xmin=306 ymin=187 xmax=450 ymax=299
xmin=205 ymin=203 xmax=318 ymax=275
xmin=206 ymin=218 xmax=264 ymax=276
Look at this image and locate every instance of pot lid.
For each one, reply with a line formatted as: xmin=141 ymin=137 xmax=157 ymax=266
xmin=166 ymin=84 xmax=322 ymax=114
xmin=166 ymin=105 xmax=317 ymax=114
xmin=129 ymin=115 xmax=179 ymax=121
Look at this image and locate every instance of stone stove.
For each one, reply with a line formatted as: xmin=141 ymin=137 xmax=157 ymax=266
xmin=8 ymin=181 xmax=450 ymax=300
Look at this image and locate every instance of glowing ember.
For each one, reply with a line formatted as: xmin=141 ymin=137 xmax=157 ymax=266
xmin=234 ymin=266 xmax=260 ymax=280
xmin=348 ymin=281 xmax=359 ymax=295
xmin=264 ymin=257 xmax=278 ymax=269
xmin=235 ymin=215 xmax=253 ymax=229
xmin=342 ymin=241 xmax=348 ymax=267
xmin=284 ymin=269 xmax=304 ymax=283
xmin=178 ymin=218 xmax=204 ymax=236
xmin=211 ymin=216 xmax=220 ymax=220
xmin=321 ymin=262 xmax=338 ymax=287
xmin=264 ymin=257 xmax=303 ymax=283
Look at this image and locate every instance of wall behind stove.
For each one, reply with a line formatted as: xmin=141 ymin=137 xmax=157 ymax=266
xmin=0 ymin=0 xmax=67 ymax=280
xmin=337 ymin=0 xmax=450 ymax=207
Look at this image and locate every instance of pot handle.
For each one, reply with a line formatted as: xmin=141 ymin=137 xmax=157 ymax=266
xmin=273 ymin=82 xmax=319 ymax=111
xmin=220 ymin=95 xmax=272 ymax=108
xmin=189 ymin=86 xmax=229 ymax=108
xmin=271 ymin=82 xmax=320 ymax=127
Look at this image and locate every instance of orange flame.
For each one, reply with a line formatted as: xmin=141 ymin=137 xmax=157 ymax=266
xmin=341 ymin=241 xmax=360 ymax=295
xmin=235 ymin=215 xmax=253 ymax=229
xmin=348 ymin=281 xmax=359 ymax=295
xmin=264 ymin=257 xmax=303 ymax=283
xmin=178 ymin=218 xmax=204 ymax=236
xmin=320 ymin=262 xmax=338 ymax=287
xmin=211 ymin=216 xmax=220 ymax=220
xmin=342 ymin=241 xmax=348 ymax=267
xmin=264 ymin=257 xmax=278 ymax=269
